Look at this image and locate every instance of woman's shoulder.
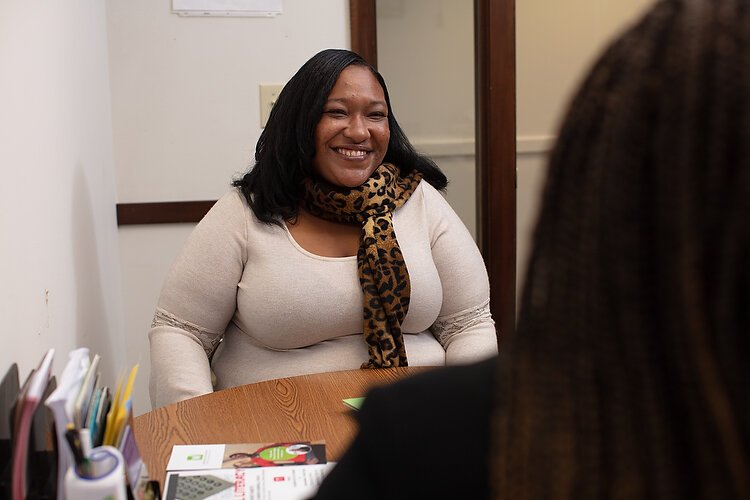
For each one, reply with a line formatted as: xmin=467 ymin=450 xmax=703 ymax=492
xmin=417 ymin=177 xmax=438 ymax=193
xmin=400 ymin=178 xmax=454 ymax=219
xmin=202 ymin=188 xmax=253 ymax=221
xmin=191 ymin=188 xmax=255 ymax=238
xmin=418 ymin=178 xmax=452 ymax=207
xmin=215 ymin=187 xmax=249 ymax=210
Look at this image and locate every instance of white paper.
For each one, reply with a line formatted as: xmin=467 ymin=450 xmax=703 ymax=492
xmin=167 ymin=444 xmax=227 ymax=471
xmin=172 ymin=0 xmax=282 ymax=16
xmin=45 ymin=348 xmax=90 ymax=500
xmin=164 ymin=464 xmax=335 ymax=500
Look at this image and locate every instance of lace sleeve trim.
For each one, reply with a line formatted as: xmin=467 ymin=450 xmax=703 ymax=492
xmin=151 ymin=308 xmax=222 ymax=358
xmin=431 ymin=299 xmax=493 ymax=346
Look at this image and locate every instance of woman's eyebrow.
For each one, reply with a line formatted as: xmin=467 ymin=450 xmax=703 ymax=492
xmin=325 ymin=97 xmax=387 ymax=106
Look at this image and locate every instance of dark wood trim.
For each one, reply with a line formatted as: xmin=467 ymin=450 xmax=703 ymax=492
xmin=116 ymin=201 xmax=216 ymax=226
xmin=349 ymin=0 xmax=378 ymax=67
xmin=475 ymin=0 xmax=517 ymax=342
xmin=350 ymin=0 xmax=517 ymax=342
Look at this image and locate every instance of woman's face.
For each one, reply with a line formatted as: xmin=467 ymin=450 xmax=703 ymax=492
xmin=311 ymin=65 xmax=390 ymax=188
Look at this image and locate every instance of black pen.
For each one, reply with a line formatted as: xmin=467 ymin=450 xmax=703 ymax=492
xmin=64 ymin=423 xmax=91 ymax=477
xmin=144 ymin=479 xmax=162 ymax=500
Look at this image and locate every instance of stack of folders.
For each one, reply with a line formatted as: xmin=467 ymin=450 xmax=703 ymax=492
xmin=0 ymin=348 xmax=159 ymax=500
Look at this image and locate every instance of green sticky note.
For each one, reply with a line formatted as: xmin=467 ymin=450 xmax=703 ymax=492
xmin=343 ymin=397 xmax=366 ymax=411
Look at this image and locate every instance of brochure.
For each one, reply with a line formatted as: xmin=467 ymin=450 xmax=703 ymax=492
xmin=167 ymin=442 xmax=326 ymax=471
xmin=163 ymin=463 xmax=335 ymax=500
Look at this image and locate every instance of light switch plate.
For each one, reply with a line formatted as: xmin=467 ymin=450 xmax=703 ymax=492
xmin=259 ymin=84 xmax=284 ymax=128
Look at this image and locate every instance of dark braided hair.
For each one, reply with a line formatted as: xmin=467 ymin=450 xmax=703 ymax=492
xmin=492 ymin=0 xmax=750 ymax=497
xmin=232 ymin=49 xmax=447 ymax=225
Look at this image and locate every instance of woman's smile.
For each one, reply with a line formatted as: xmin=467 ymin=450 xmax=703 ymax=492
xmin=334 ymin=147 xmax=369 ymax=158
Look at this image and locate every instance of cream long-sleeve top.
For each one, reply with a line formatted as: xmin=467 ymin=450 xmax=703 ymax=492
xmin=148 ymin=181 xmax=498 ymax=408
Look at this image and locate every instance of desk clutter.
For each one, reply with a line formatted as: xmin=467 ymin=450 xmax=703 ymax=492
xmin=163 ymin=442 xmax=333 ymax=500
xmin=0 ymin=348 xmax=160 ymax=499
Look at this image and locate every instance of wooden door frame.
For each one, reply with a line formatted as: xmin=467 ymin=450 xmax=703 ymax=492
xmin=350 ymin=0 xmax=517 ymax=342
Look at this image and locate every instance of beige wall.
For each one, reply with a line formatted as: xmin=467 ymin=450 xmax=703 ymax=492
xmin=0 ymin=1 xmax=124 ymax=386
xmin=377 ymin=0 xmax=476 ymax=238
xmin=515 ymin=0 xmax=655 ymax=297
xmin=109 ymin=0 xmax=349 ymax=203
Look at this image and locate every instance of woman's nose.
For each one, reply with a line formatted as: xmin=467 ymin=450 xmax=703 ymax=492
xmin=344 ymin=115 xmax=369 ymax=142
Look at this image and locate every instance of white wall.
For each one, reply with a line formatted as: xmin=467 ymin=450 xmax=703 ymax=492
xmin=0 ymin=1 xmax=124 ymax=386
xmin=109 ymin=0 xmax=350 ymax=203
xmin=108 ymin=0 xmax=351 ymax=414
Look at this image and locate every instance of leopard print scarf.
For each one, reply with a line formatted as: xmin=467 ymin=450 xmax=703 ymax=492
xmin=302 ymin=163 xmax=423 ymax=368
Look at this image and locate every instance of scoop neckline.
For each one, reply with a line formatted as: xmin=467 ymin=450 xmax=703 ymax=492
xmin=282 ymin=222 xmax=358 ymax=262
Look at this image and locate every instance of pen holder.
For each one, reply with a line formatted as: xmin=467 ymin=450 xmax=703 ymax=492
xmin=64 ymin=445 xmax=127 ymax=500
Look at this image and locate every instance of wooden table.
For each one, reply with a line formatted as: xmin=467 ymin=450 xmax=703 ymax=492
xmin=132 ymin=367 xmax=428 ymax=486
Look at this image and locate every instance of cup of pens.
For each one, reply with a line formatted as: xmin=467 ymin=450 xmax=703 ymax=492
xmin=64 ymin=445 xmax=127 ymax=500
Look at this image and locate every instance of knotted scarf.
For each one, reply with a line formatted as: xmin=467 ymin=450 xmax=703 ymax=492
xmin=302 ymin=163 xmax=423 ymax=368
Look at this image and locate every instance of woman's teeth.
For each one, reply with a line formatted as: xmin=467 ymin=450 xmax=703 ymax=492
xmin=335 ymin=148 xmax=367 ymax=157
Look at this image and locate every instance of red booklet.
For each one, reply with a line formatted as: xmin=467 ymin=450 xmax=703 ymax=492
xmin=11 ymin=349 xmax=55 ymax=500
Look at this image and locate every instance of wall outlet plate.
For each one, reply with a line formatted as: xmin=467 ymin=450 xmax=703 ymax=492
xmin=259 ymin=84 xmax=284 ymax=128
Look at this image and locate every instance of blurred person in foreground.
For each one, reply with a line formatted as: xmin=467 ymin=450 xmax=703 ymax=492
xmin=312 ymin=0 xmax=750 ymax=498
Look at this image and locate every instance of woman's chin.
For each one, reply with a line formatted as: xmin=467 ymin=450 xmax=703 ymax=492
xmin=333 ymin=170 xmax=377 ymax=188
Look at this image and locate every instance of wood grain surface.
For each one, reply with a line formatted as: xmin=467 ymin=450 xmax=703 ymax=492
xmin=133 ymin=367 xmax=429 ymax=487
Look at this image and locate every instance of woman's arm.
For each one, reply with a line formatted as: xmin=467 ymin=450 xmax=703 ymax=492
xmin=422 ymin=183 xmax=499 ymax=363
xmin=148 ymin=190 xmax=248 ymax=408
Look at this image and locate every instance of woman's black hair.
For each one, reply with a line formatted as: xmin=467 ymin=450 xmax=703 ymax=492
xmin=491 ymin=1 xmax=750 ymax=498
xmin=232 ymin=48 xmax=447 ymax=225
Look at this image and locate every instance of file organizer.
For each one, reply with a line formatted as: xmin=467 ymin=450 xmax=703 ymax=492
xmin=1 ymin=348 xmax=159 ymax=499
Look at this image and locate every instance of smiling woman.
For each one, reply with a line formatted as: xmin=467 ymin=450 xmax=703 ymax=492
xmin=291 ymin=65 xmax=391 ymax=258
xmin=147 ymin=49 xmax=499 ymax=409
xmin=311 ymin=65 xmax=390 ymax=188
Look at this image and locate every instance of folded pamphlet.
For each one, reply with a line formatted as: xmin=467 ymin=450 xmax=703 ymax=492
xmin=168 ymin=441 xmax=326 ymax=471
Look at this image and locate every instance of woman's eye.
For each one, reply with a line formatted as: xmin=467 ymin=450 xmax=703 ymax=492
xmin=369 ymin=112 xmax=387 ymax=119
xmin=325 ymin=109 xmax=346 ymax=116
